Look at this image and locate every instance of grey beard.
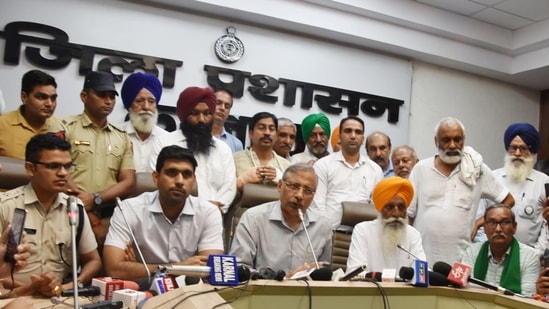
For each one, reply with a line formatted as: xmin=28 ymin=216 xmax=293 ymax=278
xmin=504 ymin=153 xmax=535 ymax=184
xmin=129 ymin=110 xmax=157 ymax=134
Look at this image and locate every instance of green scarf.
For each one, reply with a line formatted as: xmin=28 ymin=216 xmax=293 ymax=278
xmin=473 ymin=238 xmax=521 ymax=294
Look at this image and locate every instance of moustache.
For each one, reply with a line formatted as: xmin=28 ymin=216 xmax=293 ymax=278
xmin=261 ymin=136 xmax=272 ymax=142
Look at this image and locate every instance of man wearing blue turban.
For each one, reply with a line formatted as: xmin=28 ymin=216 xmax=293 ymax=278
xmin=476 ymin=122 xmax=549 ymax=247
xmin=119 ymin=72 xmax=168 ymax=172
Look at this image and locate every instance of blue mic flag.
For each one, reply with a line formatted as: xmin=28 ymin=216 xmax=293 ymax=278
xmin=208 ymin=254 xmax=239 ymax=286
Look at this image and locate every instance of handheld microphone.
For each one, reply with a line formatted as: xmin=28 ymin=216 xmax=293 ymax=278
xmin=433 ymin=261 xmax=517 ymax=296
xmin=61 ymin=285 xmax=101 ymax=297
xmin=399 ymin=267 xmax=448 ymax=286
xmin=340 ymin=265 xmax=367 ymax=281
xmin=397 ymin=260 xmax=428 ymax=287
xmin=297 ymin=208 xmax=319 ymax=269
xmin=115 ymin=197 xmax=151 ymax=283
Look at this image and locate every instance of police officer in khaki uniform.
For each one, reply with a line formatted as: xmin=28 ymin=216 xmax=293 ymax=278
xmin=0 ymin=133 xmax=100 ymax=296
xmin=49 ymin=71 xmax=135 ymax=246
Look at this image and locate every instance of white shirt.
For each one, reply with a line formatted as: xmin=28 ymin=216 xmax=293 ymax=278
xmin=119 ymin=121 xmax=169 ymax=172
xmin=477 ymin=168 xmax=549 ymax=247
xmin=346 ymin=218 xmax=426 ymax=274
xmin=291 ymin=148 xmax=319 ymax=164
xmin=407 ymin=156 xmax=509 ymax=265
xmin=313 ymin=151 xmax=383 ymax=229
xmin=104 ymin=191 xmax=223 ymax=263
xmin=149 ymin=130 xmax=237 ymax=213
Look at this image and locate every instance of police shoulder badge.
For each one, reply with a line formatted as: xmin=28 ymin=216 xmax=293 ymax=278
xmin=214 ymin=26 xmax=244 ymax=63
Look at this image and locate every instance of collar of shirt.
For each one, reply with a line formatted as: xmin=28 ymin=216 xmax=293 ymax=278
xmin=23 ymin=183 xmax=67 ymax=211
xmin=488 ymin=244 xmax=511 ymax=264
xmin=147 ymin=190 xmax=197 ymax=218
xmin=334 ymin=151 xmax=368 ymax=166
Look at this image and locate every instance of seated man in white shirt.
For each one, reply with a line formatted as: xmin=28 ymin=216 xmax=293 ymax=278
xmin=347 ymin=176 xmax=425 ymax=275
xmin=103 ymin=145 xmax=224 ymax=280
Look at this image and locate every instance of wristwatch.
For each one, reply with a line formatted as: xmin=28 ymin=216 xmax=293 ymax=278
xmin=93 ymin=193 xmax=103 ymax=207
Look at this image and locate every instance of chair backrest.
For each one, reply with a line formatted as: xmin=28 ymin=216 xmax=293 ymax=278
xmin=0 ymin=156 xmax=28 ymax=191
xmin=131 ymin=172 xmax=157 ymax=197
xmin=223 ymin=183 xmax=279 ymax=251
xmin=331 ymin=201 xmax=377 ymax=271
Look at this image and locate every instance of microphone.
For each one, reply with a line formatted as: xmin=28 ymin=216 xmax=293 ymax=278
xmin=396 ymin=244 xmax=432 ymax=271
xmin=67 ymin=195 xmax=80 ymax=307
xmin=399 ymin=267 xmax=448 ymax=286
xmin=115 ymin=197 xmax=151 ymax=283
xmin=297 ymin=208 xmax=320 ymax=269
xmin=80 ymin=300 xmax=124 ymax=309
xmin=159 ymin=254 xmax=241 ymax=286
xmin=92 ymin=278 xmax=140 ymax=300
xmin=309 ymin=267 xmax=333 ymax=281
xmin=253 ymin=267 xmax=286 ymax=281
xmin=433 ymin=261 xmax=517 ymax=296
xmin=61 ymin=285 xmax=101 ymax=297
xmin=340 ymin=265 xmax=367 ymax=281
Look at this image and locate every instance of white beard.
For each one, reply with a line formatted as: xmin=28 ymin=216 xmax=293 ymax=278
xmin=438 ymin=147 xmax=462 ymax=164
xmin=504 ymin=153 xmax=534 ymax=184
xmin=129 ymin=109 xmax=158 ymax=134
xmin=380 ymin=217 xmax=408 ymax=258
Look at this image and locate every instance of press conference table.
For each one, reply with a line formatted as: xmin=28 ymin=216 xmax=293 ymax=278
xmin=140 ymin=280 xmax=549 ymax=309
xmin=1 ymin=281 xmax=547 ymax=308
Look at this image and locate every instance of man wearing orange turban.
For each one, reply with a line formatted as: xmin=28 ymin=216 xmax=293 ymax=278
xmin=148 ymin=86 xmax=236 ymax=213
xmin=346 ymin=177 xmax=426 ymax=275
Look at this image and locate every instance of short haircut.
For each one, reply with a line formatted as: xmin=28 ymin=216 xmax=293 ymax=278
xmin=339 ymin=116 xmax=364 ymax=132
xmin=156 ymin=145 xmax=198 ymax=173
xmin=366 ymin=131 xmax=392 ymax=149
xmin=21 ymin=70 xmax=57 ymax=94
xmin=248 ymin=112 xmax=278 ymax=131
xmin=391 ymin=145 xmax=418 ymax=161
xmin=434 ymin=117 xmax=465 ymax=135
xmin=25 ymin=133 xmax=70 ymax=163
xmin=214 ymin=88 xmax=234 ymax=106
xmin=484 ymin=204 xmax=515 ymax=222
xmin=277 ymin=118 xmax=296 ymax=131
xmin=282 ymin=163 xmax=318 ymax=187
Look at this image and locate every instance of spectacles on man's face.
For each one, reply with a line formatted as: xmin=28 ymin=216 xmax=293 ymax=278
xmin=283 ymin=181 xmax=315 ymax=196
xmin=507 ymin=145 xmax=531 ymax=154
xmin=484 ymin=219 xmax=514 ymax=229
xmin=35 ymin=161 xmax=75 ymax=172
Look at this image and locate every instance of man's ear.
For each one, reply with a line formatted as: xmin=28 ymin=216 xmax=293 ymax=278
xmin=24 ymin=161 xmax=35 ymax=177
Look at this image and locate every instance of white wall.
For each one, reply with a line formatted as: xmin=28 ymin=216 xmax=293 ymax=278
xmin=409 ymin=62 xmax=540 ymax=167
xmin=0 ymin=0 xmax=540 ymax=167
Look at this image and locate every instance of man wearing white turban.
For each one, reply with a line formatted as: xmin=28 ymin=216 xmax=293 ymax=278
xmin=346 ymin=177 xmax=425 ymax=275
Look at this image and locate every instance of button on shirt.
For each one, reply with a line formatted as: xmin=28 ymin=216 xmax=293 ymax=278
xmin=461 ymin=241 xmax=540 ymax=296
xmin=313 ymin=151 xmax=383 ymax=229
xmin=229 ymin=201 xmax=332 ymax=274
xmin=119 ymin=121 xmax=169 ymax=172
xmin=0 ymin=185 xmax=97 ymax=284
xmin=148 ymin=130 xmax=236 ymax=213
xmin=104 ymin=191 xmax=223 ymax=263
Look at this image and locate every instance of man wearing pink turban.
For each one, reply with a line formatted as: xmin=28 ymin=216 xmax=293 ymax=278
xmin=346 ymin=177 xmax=426 ymax=276
xmin=149 ymin=86 xmax=236 ymax=213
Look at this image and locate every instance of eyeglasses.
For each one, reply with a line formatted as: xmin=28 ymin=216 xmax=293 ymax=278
xmin=484 ymin=219 xmax=514 ymax=229
xmin=35 ymin=161 xmax=75 ymax=172
xmin=283 ymin=181 xmax=315 ymax=196
xmin=507 ymin=145 xmax=531 ymax=154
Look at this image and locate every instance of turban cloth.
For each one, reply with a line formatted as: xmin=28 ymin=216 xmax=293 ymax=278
xmin=176 ymin=87 xmax=216 ymax=121
xmin=331 ymin=125 xmax=340 ymax=150
xmin=121 ymin=72 xmax=162 ymax=109
xmin=372 ymin=176 xmax=414 ymax=212
xmin=301 ymin=113 xmax=331 ymax=142
xmin=504 ymin=123 xmax=540 ymax=154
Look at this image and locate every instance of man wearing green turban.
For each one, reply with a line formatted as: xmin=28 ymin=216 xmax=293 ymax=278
xmin=291 ymin=113 xmax=331 ymax=165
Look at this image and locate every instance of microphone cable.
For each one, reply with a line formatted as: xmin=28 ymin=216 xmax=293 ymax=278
xmin=363 ymin=278 xmax=390 ymax=309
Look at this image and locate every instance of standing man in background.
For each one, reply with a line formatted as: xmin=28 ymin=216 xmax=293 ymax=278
xmin=408 ymin=117 xmax=513 ymax=265
xmin=313 ymin=116 xmax=382 ymax=229
xmin=391 ymin=145 xmax=418 ymax=179
xmin=150 ymin=86 xmax=236 ymax=213
xmin=211 ymin=89 xmax=243 ymax=153
xmin=366 ymin=131 xmax=393 ymax=177
xmin=119 ymin=72 xmax=168 ymax=172
xmin=476 ymin=123 xmax=548 ymax=247
xmin=292 ymin=113 xmax=331 ymax=165
xmin=49 ymin=71 xmax=135 ymax=246
xmin=273 ymin=118 xmax=297 ymax=160
xmin=0 ymin=70 xmax=59 ymax=159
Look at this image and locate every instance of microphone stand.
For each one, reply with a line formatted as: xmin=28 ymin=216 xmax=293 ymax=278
xmin=298 ymin=209 xmax=319 ymax=269
xmin=68 ymin=196 xmax=79 ymax=309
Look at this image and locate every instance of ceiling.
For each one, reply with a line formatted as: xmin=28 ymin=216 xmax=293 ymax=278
xmin=416 ymin=0 xmax=549 ymax=31
xmin=134 ymin=0 xmax=549 ymax=90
